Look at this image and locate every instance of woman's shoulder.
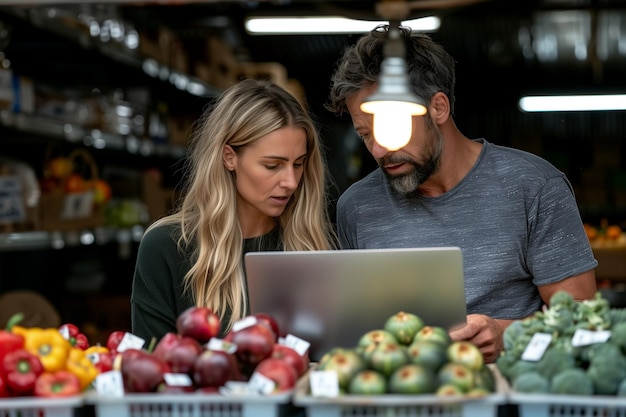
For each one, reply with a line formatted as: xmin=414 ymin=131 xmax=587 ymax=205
xmin=140 ymin=222 xmax=181 ymax=249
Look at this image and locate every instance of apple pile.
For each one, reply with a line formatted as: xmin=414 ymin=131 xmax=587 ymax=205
xmin=117 ymin=307 xmax=309 ymax=395
xmin=314 ymin=311 xmax=495 ymax=396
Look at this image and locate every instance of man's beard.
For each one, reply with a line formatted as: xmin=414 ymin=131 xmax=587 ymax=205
xmin=378 ymin=117 xmax=443 ymax=194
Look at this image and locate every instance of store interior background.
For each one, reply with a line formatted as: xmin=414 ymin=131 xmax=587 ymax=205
xmin=0 ymin=0 xmax=625 ymax=343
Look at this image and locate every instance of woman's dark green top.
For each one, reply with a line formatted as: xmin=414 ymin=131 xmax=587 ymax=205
xmin=131 ymin=223 xmax=282 ymax=343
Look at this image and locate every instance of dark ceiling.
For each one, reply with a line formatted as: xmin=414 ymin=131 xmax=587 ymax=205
xmin=1 ymin=0 xmax=625 ymax=122
xmin=115 ymin=0 xmax=626 ymax=123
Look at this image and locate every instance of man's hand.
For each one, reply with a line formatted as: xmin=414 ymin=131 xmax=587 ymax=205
xmin=449 ymin=314 xmax=512 ymax=363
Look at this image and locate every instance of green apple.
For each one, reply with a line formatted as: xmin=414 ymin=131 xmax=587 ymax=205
xmin=384 ymin=311 xmax=424 ymax=346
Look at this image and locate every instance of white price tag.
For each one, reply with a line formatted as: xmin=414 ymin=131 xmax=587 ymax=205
xmin=521 ymin=332 xmax=552 ymax=362
xmin=219 ymin=381 xmax=258 ymax=396
xmin=207 ymin=337 xmax=238 ymax=354
xmin=283 ymin=334 xmax=311 ymax=356
xmin=61 ymin=191 xmax=94 ymax=219
xmin=309 ymin=370 xmax=339 ymax=397
xmin=94 ymin=370 xmax=124 ymax=397
xmin=232 ymin=316 xmax=257 ymax=332
xmin=248 ymin=371 xmax=276 ymax=395
xmin=571 ymin=329 xmax=612 ymax=347
xmin=58 ymin=325 xmax=71 ymax=340
xmin=116 ymin=333 xmax=145 ymax=352
xmin=0 ymin=176 xmax=25 ymax=223
xmin=164 ymin=373 xmax=193 ymax=387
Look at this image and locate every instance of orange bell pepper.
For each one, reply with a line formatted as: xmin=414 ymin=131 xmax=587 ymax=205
xmin=19 ymin=327 xmax=71 ymax=372
xmin=66 ymin=348 xmax=99 ymax=390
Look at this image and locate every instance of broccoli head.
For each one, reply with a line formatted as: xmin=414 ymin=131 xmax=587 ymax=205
xmin=587 ymin=355 xmax=626 ymax=395
xmin=549 ymin=290 xmax=575 ymax=310
xmin=551 ymin=368 xmax=594 ymax=395
xmin=513 ymin=371 xmax=550 ymax=394
xmin=536 ymin=347 xmax=576 ymax=380
xmin=610 ymin=321 xmax=626 ymax=353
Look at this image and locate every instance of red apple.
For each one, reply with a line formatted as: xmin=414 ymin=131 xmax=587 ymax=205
xmin=253 ymin=357 xmax=298 ymax=392
xmin=120 ymin=349 xmax=171 ymax=393
xmin=176 ymin=306 xmax=221 ymax=344
xmin=270 ymin=344 xmax=308 ymax=377
xmin=225 ymin=320 xmax=276 ymax=367
xmin=153 ymin=332 xmax=204 ymax=375
xmin=192 ymin=349 xmax=241 ymax=388
xmin=255 ymin=313 xmax=281 ymax=340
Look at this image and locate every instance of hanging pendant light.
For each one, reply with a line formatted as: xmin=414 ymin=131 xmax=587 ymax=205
xmin=360 ymin=19 xmax=428 ymax=151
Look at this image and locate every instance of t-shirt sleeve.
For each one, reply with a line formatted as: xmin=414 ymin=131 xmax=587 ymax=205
xmin=131 ymin=225 xmax=186 ymax=342
xmin=336 ymin=192 xmax=358 ymax=249
xmin=526 ymin=175 xmax=598 ymax=285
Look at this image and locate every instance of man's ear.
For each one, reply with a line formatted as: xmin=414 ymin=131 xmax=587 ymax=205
xmin=223 ymin=145 xmax=236 ymax=171
xmin=429 ymin=92 xmax=451 ymax=124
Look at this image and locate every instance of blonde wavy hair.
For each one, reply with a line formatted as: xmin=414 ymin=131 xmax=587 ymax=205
xmin=147 ymin=79 xmax=337 ymax=331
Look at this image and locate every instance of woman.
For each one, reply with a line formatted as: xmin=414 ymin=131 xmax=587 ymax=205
xmin=131 ymin=79 xmax=337 ymax=342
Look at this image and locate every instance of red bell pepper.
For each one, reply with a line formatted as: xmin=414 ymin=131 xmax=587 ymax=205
xmin=0 ymin=313 xmax=25 ymax=364
xmin=0 ymin=373 xmax=10 ymax=398
xmin=2 ymin=348 xmax=44 ymax=396
xmin=59 ymin=323 xmax=89 ymax=350
xmin=34 ymin=370 xmax=81 ymax=397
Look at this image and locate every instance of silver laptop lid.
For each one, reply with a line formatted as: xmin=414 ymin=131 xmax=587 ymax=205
xmin=245 ymin=247 xmax=467 ymax=360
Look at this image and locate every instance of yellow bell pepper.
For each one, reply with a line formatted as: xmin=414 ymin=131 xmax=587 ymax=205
xmin=66 ymin=347 xmax=99 ymax=390
xmin=20 ymin=327 xmax=71 ymax=372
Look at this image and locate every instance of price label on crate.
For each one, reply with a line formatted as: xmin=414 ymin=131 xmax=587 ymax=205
xmin=248 ymin=371 xmax=275 ymax=395
xmin=0 ymin=176 xmax=26 ymax=223
xmin=116 ymin=332 xmax=145 ymax=352
xmin=281 ymin=334 xmax=311 ymax=356
xmin=60 ymin=190 xmax=93 ymax=219
xmin=571 ymin=329 xmax=611 ymax=347
xmin=94 ymin=370 xmax=124 ymax=397
xmin=521 ymin=332 xmax=552 ymax=361
xmin=164 ymin=373 xmax=193 ymax=387
xmin=309 ymin=370 xmax=339 ymax=397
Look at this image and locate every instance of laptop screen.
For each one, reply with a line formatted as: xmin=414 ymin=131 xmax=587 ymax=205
xmin=244 ymin=247 xmax=467 ymax=360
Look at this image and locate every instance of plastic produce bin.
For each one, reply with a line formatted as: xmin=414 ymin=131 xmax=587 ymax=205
xmin=0 ymin=396 xmax=83 ymax=417
xmin=85 ymin=391 xmax=294 ymax=417
xmin=292 ymin=374 xmax=507 ymax=417
xmin=510 ymin=392 xmax=626 ymax=417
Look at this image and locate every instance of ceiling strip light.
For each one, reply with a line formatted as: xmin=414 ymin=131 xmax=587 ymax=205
xmin=519 ymin=94 xmax=626 ymax=112
xmin=245 ymin=16 xmax=440 ymax=35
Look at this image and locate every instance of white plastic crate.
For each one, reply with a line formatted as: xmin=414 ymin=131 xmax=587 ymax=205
xmin=85 ymin=391 xmax=294 ymax=417
xmin=510 ymin=393 xmax=626 ymax=417
xmin=292 ymin=374 xmax=507 ymax=417
xmin=0 ymin=396 xmax=83 ymax=417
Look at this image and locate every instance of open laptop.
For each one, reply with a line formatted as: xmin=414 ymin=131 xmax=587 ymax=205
xmin=244 ymin=247 xmax=467 ymax=360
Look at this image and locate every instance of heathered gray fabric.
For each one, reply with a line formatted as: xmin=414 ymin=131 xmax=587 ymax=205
xmin=336 ymin=139 xmax=597 ymax=319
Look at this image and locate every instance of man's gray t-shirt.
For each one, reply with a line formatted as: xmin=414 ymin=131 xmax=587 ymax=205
xmin=336 ymin=139 xmax=597 ymax=319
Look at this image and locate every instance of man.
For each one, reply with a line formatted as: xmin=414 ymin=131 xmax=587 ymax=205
xmin=326 ymin=26 xmax=597 ymax=362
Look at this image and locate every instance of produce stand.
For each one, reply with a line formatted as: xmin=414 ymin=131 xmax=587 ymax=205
xmin=292 ymin=371 xmax=507 ymax=417
xmin=84 ymin=391 xmax=294 ymax=417
xmin=0 ymin=395 xmax=83 ymax=417
xmin=509 ymin=392 xmax=626 ymax=417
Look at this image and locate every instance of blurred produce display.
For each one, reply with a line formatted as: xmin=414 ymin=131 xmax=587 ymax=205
xmin=497 ymin=291 xmax=626 ymax=396
xmin=584 ymin=219 xmax=626 ymax=247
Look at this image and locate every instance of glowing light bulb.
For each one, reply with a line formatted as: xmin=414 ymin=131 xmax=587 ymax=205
xmin=361 ymin=100 xmax=426 ymax=151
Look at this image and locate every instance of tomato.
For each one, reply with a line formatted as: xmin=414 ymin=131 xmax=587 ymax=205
xmin=64 ymin=174 xmax=85 ymax=193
